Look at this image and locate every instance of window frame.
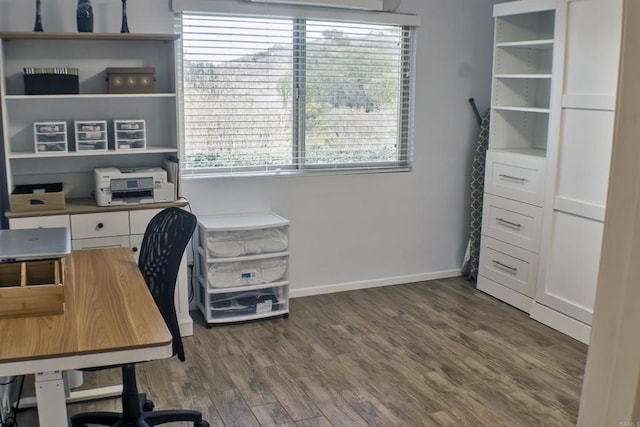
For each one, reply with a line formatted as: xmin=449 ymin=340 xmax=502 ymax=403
xmin=176 ymin=12 xmax=417 ymax=178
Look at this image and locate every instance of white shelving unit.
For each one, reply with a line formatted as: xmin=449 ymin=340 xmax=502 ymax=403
xmin=195 ymin=212 xmax=290 ymax=325
xmin=477 ymin=0 xmax=561 ymax=313
xmin=489 ymin=3 xmax=555 ymax=154
xmin=0 ymin=32 xmax=179 ymax=199
xmin=0 ymin=32 xmax=194 ymax=337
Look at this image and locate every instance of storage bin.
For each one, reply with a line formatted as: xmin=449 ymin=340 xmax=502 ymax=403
xmin=199 ymin=225 xmax=289 ymax=258
xmin=24 ymin=67 xmax=79 ymax=95
xmin=74 ymin=120 xmax=107 ymax=151
xmin=200 ymin=254 xmax=288 ymax=289
xmin=34 ymin=121 xmax=68 ymax=153
xmin=107 ymin=67 xmax=155 ymax=94
xmin=204 ymin=286 xmax=287 ymax=319
xmin=10 ymin=182 xmax=65 ymax=212
xmin=114 ymin=120 xmax=146 ymax=150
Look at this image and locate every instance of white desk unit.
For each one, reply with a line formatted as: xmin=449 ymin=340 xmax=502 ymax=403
xmin=0 ymin=248 xmax=173 ymax=427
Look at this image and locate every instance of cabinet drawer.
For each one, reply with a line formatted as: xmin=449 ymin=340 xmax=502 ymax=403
xmin=70 ymin=211 xmax=130 ymax=239
xmin=72 ymin=235 xmax=130 ymax=251
xmin=481 ymin=194 xmax=543 ymax=252
xmin=479 ymin=236 xmax=538 ymax=298
xmin=9 ymin=215 xmax=70 ymax=229
xmin=129 ymin=209 xmax=162 ymax=235
xmin=485 ymin=150 xmax=546 ymax=206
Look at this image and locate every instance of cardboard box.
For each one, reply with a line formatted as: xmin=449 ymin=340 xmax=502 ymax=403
xmin=10 ymin=183 xmax=65 ymax=213
xmin=0 ymin=258 xmax=65 ymax=318
xmin=107 ymin=67 xmax=155 ymax=94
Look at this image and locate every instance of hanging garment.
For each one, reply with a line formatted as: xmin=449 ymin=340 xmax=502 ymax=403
xmin=467 ymin=110 xmax=490 ymax=280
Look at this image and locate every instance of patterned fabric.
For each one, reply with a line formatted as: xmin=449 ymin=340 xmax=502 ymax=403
xmin=468 ymin=111 xmax=490 ymax=280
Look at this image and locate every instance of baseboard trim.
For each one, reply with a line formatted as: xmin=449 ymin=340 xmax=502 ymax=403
xmin=289 ymin=269 xmax=462 ymax=299
xmin=530 ymin=301 xmax=591 ymax=344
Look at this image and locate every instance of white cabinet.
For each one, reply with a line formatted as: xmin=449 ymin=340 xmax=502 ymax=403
xmin=7 ymin=205 xmax=193 ymax=337
xmin=477 ymin=0 xmax=563 ymax=313
xmin=530 ymin=0 xmax=623 ymax=344
xmin=195 ymin=212 xmax=290 ymax=325
xmin=480 ymin=0 xmax=623 ymax=344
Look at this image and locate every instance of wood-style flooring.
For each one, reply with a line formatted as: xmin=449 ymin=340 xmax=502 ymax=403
xmin=17 ymin=277 xmax=587 ymax=426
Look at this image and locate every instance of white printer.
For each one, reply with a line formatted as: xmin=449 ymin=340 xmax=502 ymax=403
xmin=94 ymin=167 xmax=175 ymax=206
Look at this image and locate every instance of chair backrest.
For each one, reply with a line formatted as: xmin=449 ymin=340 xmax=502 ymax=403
xmin=138 ymin=207 xmax=197 ymax=362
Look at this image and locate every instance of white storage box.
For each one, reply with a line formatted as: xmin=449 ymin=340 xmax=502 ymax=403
xmin=34 ymin=121 xmax=67 ymax=153
xmin=199 ymin=252 xmax=287 ymax=289
xmin=114 ymin=119 xmax=146 ymax=150
xmin=199 ymin=225 xmax=288 ymax=258
xmin=199 ymin=285 xmax=288 ymax=320
xmin=74 ymin=120 xmax=107 ymax=151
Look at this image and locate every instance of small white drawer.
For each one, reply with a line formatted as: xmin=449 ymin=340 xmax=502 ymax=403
xmin=481 ymin=194 xmax=543 ymax=253
xmin=485 ymin=150 xmax=546 ymax=206
xmin=70 ymin=211 xmax=130 ymax=239
xmin=479 ymin=236 xmax=538 ymax=298
xmin=9 ymin=214 xmax=70 ymax=229
xmin=72 ymin=235 xmax=131 ymax=251
xmin=129 ymin=208 xmax=162 ymax=235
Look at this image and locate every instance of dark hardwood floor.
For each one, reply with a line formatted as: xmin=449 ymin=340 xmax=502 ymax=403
xmin=17 ymin=277 xmax=587 ymax=426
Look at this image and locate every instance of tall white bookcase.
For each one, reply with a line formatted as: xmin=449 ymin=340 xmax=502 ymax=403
xmin=478 ymin=0 xmax=623 ymax=344
xmin=477 ymin=0 xmax=564 ymax=313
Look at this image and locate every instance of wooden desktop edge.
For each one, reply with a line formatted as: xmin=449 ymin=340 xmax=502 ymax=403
xmin=5 ymin=197 xmax=189 ymax=219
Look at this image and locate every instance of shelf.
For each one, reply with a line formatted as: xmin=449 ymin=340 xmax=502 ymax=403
xmin=6 ymin=93 xmax=176 ymax=100
xmin=5 ymin=198 xmax=189 ymax=218
xmin=494 ymin=106 xmax=550 ymax=114
xmin=8 ymin=148 xmax=177 ymax=159
xmin=0 ymin=32 xmax=179 ymax=41
xmin=489 ymin=147 xmax=547 ymax=158
xmin=495 ymin=74 xmax=552 ymax=79
xmin=205 ymin=281 xmax=290 ymax=295
xmin=496 ymin=39 xmax=554 ymax=48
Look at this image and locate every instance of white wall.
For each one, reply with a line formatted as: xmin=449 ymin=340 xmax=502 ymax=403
xmin=0 ymin=0 xmax=496 ymax=296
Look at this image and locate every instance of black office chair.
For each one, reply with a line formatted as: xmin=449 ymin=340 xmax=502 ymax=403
xmin=70 ymin=207 xmax=209 ymax=427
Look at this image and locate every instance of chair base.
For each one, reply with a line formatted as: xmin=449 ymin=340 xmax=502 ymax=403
xmin=69 ymin=365 xmax=208 ymax=427
xmin=70 ymin=393 xmax=208 ymax=427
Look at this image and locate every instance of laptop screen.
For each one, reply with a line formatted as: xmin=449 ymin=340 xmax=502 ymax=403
xmin=0 ymin=228 xmax=71 ymax=262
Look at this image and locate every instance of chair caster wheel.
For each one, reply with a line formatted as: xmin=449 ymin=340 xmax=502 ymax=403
xmin=196 ymin=421 xmax=210 ymax=427
xmin=283 ymin=313 xmax=289 ymax=319
xmin=143 ymin=399 xmax=155 ymax=411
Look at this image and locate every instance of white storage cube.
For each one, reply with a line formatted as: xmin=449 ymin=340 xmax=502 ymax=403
xmin=33 ymin=121 xmax=67 ymax=153
xmin=74 ymin=120 xmax=107 ymax=151
xmin=114 ymin=119 xmax=146 ymax=150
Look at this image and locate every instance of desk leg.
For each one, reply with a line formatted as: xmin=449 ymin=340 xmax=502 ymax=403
xmin=34 ymin=371 xmax=68 ymax=427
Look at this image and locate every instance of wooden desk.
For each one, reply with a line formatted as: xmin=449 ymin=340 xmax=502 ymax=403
xmin=0 ymin=248 xmax=173 ymax=426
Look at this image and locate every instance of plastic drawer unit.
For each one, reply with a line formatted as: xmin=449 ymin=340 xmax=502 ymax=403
xmin=195 ymin=211 xmax=290 ymax=325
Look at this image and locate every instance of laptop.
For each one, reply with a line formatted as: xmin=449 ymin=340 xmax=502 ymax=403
xmin=0 ymin=228 xmax=71 ymax=262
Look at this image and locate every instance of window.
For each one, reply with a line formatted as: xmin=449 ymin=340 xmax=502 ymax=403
xmin=178 ymin=13 xmax=414 ymax=175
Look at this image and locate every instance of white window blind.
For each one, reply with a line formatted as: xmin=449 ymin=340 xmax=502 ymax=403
xmin=178 ymin=13 xmax=414 ymax=175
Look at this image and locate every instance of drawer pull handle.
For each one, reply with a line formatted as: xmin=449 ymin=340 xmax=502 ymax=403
xmin=492 ymin=260 xmax=518 ymax=273
xmin=96 ymin=222 xmax=104 ymax=230
xmin=496 ymin=218 xmax=522 ymax=229
xmin=498 ymin=174 xmax=527 ymax=183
